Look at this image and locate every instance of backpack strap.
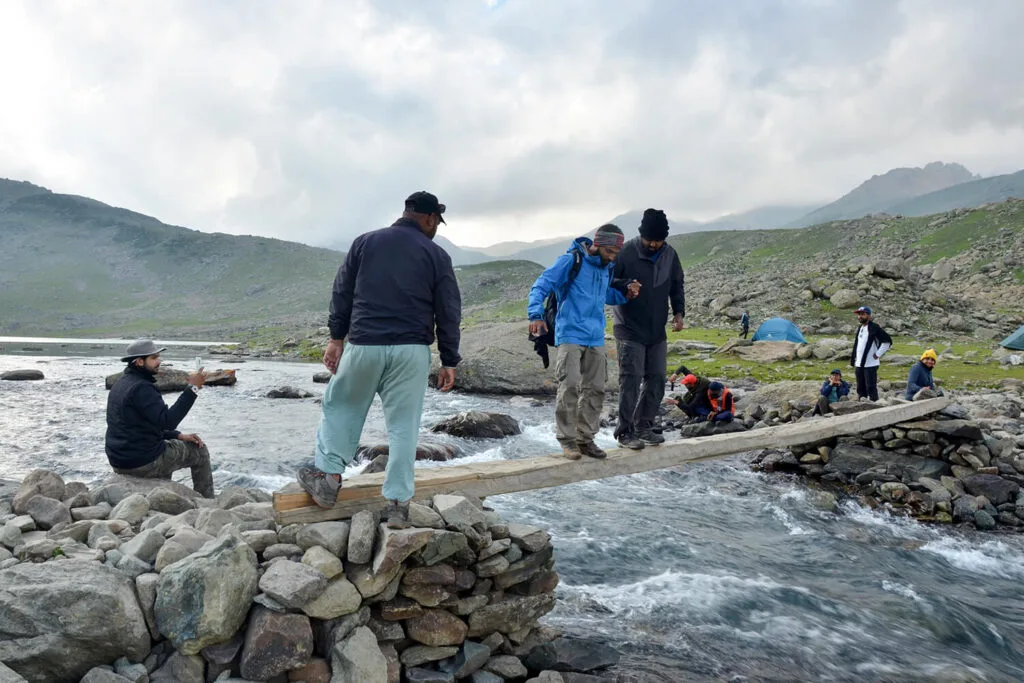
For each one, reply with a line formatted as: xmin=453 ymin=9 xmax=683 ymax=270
xmin=559 ymin=249 xmax=584 ymax=300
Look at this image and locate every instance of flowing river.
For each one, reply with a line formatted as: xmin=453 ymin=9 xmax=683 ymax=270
xmin=2 ymin=352 xmax=1023 ymax=681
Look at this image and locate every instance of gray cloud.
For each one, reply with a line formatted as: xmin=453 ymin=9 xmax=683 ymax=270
xmin=0 ymin=0 xmax=1022 ymax=248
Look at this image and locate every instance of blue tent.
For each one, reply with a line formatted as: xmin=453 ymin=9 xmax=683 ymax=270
xmin=1001 ymin=324 xmax=1024 ymax=350
xmin=751 ymin=317 xmax=807 ymax=344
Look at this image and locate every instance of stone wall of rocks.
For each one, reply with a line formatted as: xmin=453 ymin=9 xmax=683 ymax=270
xmin=752 ymin=399 xmax=1024 ymax=531
xmin=0 ymin=473 xmax=614 ymax=683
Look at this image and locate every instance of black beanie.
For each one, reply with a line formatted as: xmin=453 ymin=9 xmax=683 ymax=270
xmin=639 ymin=208 xmax=669 ymax=241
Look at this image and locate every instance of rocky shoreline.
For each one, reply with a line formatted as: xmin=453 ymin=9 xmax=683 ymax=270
xmin=0 ymin=474 xmax=621 ymax=683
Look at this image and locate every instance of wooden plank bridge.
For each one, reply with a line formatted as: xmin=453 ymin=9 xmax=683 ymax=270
xmin=273 ymin=397 xmax=951 ymax=525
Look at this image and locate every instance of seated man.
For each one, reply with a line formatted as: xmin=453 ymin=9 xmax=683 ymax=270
xmin=105 ymin=340 xmax=214 ymax=497
xmin=702 ymin=381 xmax=735 ymax=422
xmin=906 ymin=349 xmax=941 ymax=400
xmin=815 ymin=368 xmax=851 ymax=415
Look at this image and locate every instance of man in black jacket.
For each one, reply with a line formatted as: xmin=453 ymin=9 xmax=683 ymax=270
xmin=299 ymin=191 xmax=462 ymax=529
xmin=850 ymin=306 xmax=892 ymax=402
xmin=105 ymin=340 xmax=213 ymax=497
xmin=611 ymin=208 xmax=685 ymax=449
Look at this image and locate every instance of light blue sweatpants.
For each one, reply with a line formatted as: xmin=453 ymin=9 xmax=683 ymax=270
xmin=314 ymin=343 xmax=431 ymax=503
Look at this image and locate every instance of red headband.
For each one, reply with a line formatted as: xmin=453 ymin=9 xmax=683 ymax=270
xmin=593 ymin=231 xmax=624 ymax=249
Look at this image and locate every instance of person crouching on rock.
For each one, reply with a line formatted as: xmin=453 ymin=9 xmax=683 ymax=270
xmin=906 ymin=349 xmax=942 ymax=400
xmin=665 ymin=372 xmax=710 ymax=422
xmin=105 ymin=339 xmax=214 ymax=497
xmin=527 ymin=224 xmax=638 ymax=460
xmin=814 ymin=368 xmax=851 ymax=415
xmin=668 ymin=378 xmax=734 ymax=422
xmin=299 ymin=191 xmax=461 ymax=529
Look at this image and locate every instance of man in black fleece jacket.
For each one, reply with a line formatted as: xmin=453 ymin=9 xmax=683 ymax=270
xmin=611 ymin=208 xmax=685 ymax=449
xmin=105 ymin=339 xmax=213 ymax=497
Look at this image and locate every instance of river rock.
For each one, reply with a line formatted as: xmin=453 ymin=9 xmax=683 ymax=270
xmin=830 ymin=289 xmax=861 ymax=309
xmin=825 ymin=444 xmax=950 ymax=482
xmin=155 ymin=530 xmax=259 ymax=654
xmin=146 ymin=487 xmax=196 ymax=515
xmin=120 ymin=529 xmax=166 ymax=563
xmin=12 ymin=469 xmax=66 ymax=514
xmin=296 ymin=521 xmax=350 ymax=557
xmin=239 ymin=606 xmax=314 ymax=681
xmin=332 ymin=626 xmax=387 ymax=683
xmin=266 ymin=386 xmax=314 ymax=399
xmin=260 ymin=560 xmax=328 ymax=609
xmin=313 ymin=372 xmax=332 ymax=383
xmin=155 ymin=527 xmax=214 ymax=571
xmin=301 ymin=576 xmax=362 ymax=620
xmin=303 ymin=545 xmax=345 ymax=579
xmin=1 ymin=369 xmax=44 ymax=381
xmin=525 ymin=637 xmax=620 ymax=673
xmin=400 ymin=645 xmax=459 ymax=668
xmin=356 ymin=439 xmax=463 ymax=470
xmin=467 ymin=594 xmax=557 ymax=637
xmin=431 ymin=411 xmax=522 ymax=439
xmin=508 ymin=524 xmax=551 ymax=553
xmin=72 ymin=502 xmax=112 ymax=521
xmin=434 ymin=494 xmax=487 ymax=529
xmin=372 ymin=526 xmax=435 ymax=576
xmin=963 ymin=475 xmax=1020 ymax=506
xmin=486 ymin=654 xmax=530 ymax=679
xmin=0 ymin=562 xmax=151 ymax=682
xmin=149 ymin=651 xmax=204 ymax=683
xmin=405 ymin=669 xmax=455 ymax=683
xmin=409 ymin=502 xmax=445 ymax=529
xmin=735 ymin=341 xmax=800 ymax=363
xmin=79 ymin=666 xmax=133 ymax=683
xmin=91 ymin=475 xmax=201 ymax=507
xmin=406 ymin=609 xmax=469 ymax=647
xmin=110 ymin=494 xmax=150 ymax=526
xmin=347 ymin=509 xmax=376 ymax=565
xmin=438 ymin=641 xmax=491 ymax=679
xmin=24 ymin=495 xmax=71 ymax=530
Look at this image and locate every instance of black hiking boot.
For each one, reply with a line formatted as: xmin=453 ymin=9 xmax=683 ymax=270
xmin=617 ymin=434 xmax=645 ymax=450
xmin=578 ymin=440 xmax=607 ymax=459
xmin=639 ymin=429 xmax=665 ymax=445
xmin=558 ymin=440 xmax=582 ymax=460
xmin=386 ymin=500 xmax=411 ymax=529
xmin=297 ymin=466 xmax=342 ymax=508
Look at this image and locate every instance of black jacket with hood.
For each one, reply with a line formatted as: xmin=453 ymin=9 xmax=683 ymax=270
xmin=105 ymin=365 xmax=196 ymax=469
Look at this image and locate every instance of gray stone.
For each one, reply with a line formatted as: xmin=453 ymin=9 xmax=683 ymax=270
xmin=136 ymin=572 xmax=161 ymax=639
xmin=470 ymin=672 xmax=504 ymax=683
xmin=434 ymin=494 xmax=487 ymax=529
xmin=486 ymin=654 xmax=530 ymax=679
xmin=963 ymin=474 xmax=1020 ymax=506
xmin=478 ymin=538 xmax=512 ymax=561
xmin=420 ymin=530 xmax=471 ymax=567
xmin=476 ymin=554 xmax=511 ymax=578
xmin=303 ymin=544 xmax=345 ymax=579
xmin=296 ymin=521 xmax=350 ymax=557
xmin=79 ymin=667 xmax=133 ymax=683
xmin=113 ymin=657 xmax=149 ymax=683
xmin=110 ymin=494 xmax=150 ymax=526
xmin=72 ymin=502 xmax=113 ymax=521
xmin=121 ymin=529 xmax=167 ymax=563
xmin=830 ymin=289 xmax=861 ymax=309
xmin=116 ymin=554 xmax=154 ymax=579
xmin=263 ymin=543 xmax=304 ymax=560
xmin=331 ymin=626 xmax=387 ymax=683
xmin=406 ymin=609 xmax=470 ymax=647
xmin=241 ymin=528 xmax=279 ymax=554
xmin=0 ymin=521 xmax=22 ymax=548
xmin=149 ymin=651 xmax=204 ymax=683
xmin=146 ymin=487 xmax=196 ymax=515
xmin=525 ymin=637 xmax=620 ymax=673
xmin=259 ymin=559 xmax=328 ymax=609
xmin=24 ymin=495 xmax=71 ymax=530
xmin=90 ymin=475 xmax=201 ymax=508
xmin=400 ymin=645 xmax=460 ymax=668
xmin=11 ymin=470 xmax=66 ymax=515
xmin=0 ymin=562 xmax=151 ymax=682
xmin=974 ymin=510 xmax=997 ymax=530
xmin=347 ymin=509 xmax=376 ymax=565
xmin=301 ymin=575 xmax=363 ymax=620
xmin=194 ymin=508 xmax=241 ymax=536
xmin=372 ymin=525 xmax=435 ymax=576
xmin=408 ymin=502 xmax=445 ymax=529
xmin=155 ymin=530 xmax=259 ymax=655
xmin=825 ymin=444 xmax=950 ymax=481
xmin=507 ymin=524 xmax=551 ymax=553
xmin=0 ymin=369 xmax=44 ymax=381
xmin=468 ymin=594 xmax=556 ymax=637
xmin=439 ymin=641 xmax=492 ymax=678
xmin=155 ymin=527 xmax=214 ymax=571
xmin=406 ymin=669 xmax=455 ymax=683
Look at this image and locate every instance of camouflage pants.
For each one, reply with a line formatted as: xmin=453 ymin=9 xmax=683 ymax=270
xmin=114 ymin=440 xmax=215 ymax=498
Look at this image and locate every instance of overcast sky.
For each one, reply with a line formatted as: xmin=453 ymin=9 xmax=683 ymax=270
xmin=1 ymin=1 xmax=1023 ymax=248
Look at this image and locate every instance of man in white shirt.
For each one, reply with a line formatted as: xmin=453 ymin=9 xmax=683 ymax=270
xmin=849 ymin=306 xmax=892 ymax=402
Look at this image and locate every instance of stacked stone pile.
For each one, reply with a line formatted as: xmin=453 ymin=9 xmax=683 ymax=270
xmin=0 ymin=474 xmax=620 ymax=683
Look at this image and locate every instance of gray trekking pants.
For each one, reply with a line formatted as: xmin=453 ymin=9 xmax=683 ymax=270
xmin=614 ymin=339 xmax=667 ymax=438
xmin=554 ymin=344 xmax=607 ymax=445
xmin=113 ymin=440 xmax=215 ymax=498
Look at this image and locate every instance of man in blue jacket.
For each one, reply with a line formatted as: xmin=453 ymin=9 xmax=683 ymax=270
xmin=528 ymin=225 xmax=636 ymax=460
xmin=298 ymin=191 xmax=461 ymax=529
xmin=814 ymin=368 xmax=851 ymax=415
xmin=106 ymin=339 xmax=213 ymax=497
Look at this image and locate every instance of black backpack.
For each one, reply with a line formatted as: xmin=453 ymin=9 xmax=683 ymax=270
xmin=529 ymin=249 xmax=584 ymax=368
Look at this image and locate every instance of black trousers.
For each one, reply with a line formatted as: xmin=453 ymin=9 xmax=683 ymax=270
xmin=855 ymin=366 xmax=879 ymax=401
xmin=615 ymin=339 xmax=667 ymax=437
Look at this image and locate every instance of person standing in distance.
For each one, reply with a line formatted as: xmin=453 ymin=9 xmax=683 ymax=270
xmin=850 ymin=306 xmax=891 ymax=402
xmin=298 ymin=191 xmax=461 ymax=529
xmin=609 ymin=208 xmax=685 ymax=450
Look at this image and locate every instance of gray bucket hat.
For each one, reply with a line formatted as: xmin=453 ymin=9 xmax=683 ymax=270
xmin=120 ymin=339 xmax=167 ymax=363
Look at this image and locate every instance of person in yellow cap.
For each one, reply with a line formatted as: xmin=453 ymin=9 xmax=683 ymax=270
xmin=905 ymin=349 xmax=939 ymax=400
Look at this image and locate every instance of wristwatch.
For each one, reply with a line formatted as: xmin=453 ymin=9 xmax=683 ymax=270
xmin=189 ymin=384 xmax=201 ymax=395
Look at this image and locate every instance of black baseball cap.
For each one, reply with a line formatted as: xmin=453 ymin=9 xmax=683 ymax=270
xmin=405 ymin=191 xmax=446 ymax=224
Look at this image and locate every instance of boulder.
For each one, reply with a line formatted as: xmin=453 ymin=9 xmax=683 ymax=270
xmin=735 ymin=341 xmax=800 ymax=363
xmin=400 ymin=646 xmax=459 ymax=668
xmin=825 ymin=444 xmax=950 ymax=482
xmin=963 ymin=475 xmax=1020 ymax=507
xmin=303 ymin=545 xmax=345 ymax=579
xmin=525 ymin=638 xmax=620 ymax=673
xmin=830 ymin=289 xmax=861 ymax=309
xmin=438 ymin=641 xmax=492 ymax=679
xmin=146 ymin=487 xmax=196 ymax=515
xmin=331 ymin=626 xmax=387 ymax=683
xmin=0 ymin=562 xmax=150 ymax=683
xmin=313 ymin=372 xmax=332 ymax=383
xmin=296 ymin=521 xmax=350 ymax=557
xmin=149 ymin=651 xmax=204 ymax=683
xmin=405 ymin=610 xmax=469 ymax=647
xmin=0 ymin=369 xmax=44 ymax=381
xmin=155 ymin=527 xmax=214 ymax=571
xmin=239 ymin=607 xmax=314 ymax=681
xmin=301 ymin=576 xmax=362 ymax=620
xmin=467 ymin=594 xmax=556 ymax=637
xmin=90 ymin=475 xmax=201 ymax=507
xmin=873 ymin=258 xmax=910 ymax=280
xmin=266 ymin=386 xmax=314 ymax=399
xmin=105 ymin=368 xmax=190 ymax=393
xmin=347 ymin=510 xmax=377 ymax=565
xmin=155 ymin=531 xmax=259 ymax=654
xmin=434 ymin=494 xmax=487 ymax=529
xmin=896 ymin=419 xmax=984 ymax=441
xmin=431 ymin=411 xmax=522 ymax=439
xmin=12 ymin=470 xmax=66 ymax=515
xmin=372 ymin=526 xmax=435 ymax=576
xmin=259 ymin=560 xmax=328 ymax=609
xmin=24 ymin=495 xmax=71 ymax=530
xmin=931 ymin=259 xmax=955 ymax=281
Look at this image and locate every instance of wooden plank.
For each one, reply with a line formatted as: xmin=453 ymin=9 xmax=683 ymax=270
xmin=274 ymin=397 xmax=950 ymax=524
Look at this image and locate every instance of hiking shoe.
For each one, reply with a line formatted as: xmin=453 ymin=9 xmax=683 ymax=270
xmin=639 ymin=430 xmax=665 ymax=445
xmin=578 ymin=441 xmax=607 ymax=459
xmin=386 ymin=500 xmax=411 ymax=530
xmin=558 ymin=440 xmax=581 ymax=460
xmin=297 ymin=466 xmax=342 ymax=509
xmin=617 ymin=435 xmax=645 ymax=450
